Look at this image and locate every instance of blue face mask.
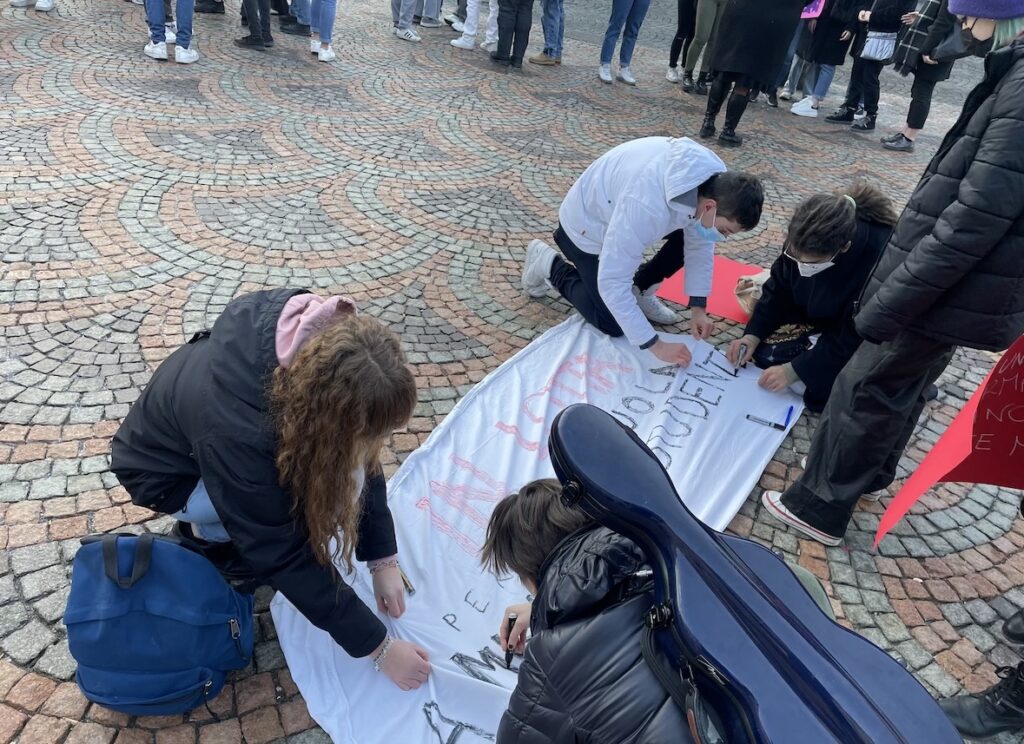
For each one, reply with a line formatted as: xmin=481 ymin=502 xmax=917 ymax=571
xmin=692 ymin=206 xmax=726 ymax=243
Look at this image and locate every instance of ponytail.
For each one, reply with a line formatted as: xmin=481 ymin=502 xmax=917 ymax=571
xmin=785 ymin=180 xmax=897 ymax=260
xmin=842 ymin=180 xmax=899 ymax=227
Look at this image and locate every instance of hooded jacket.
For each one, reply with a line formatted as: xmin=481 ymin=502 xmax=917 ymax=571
xmin=856 ymin=40 xmax=1024 ymax=350
xmin=110 ymin=289 xmax=396 ymax=658
xmin=557 ymin=137 xmax=728 ymax=347
xmin=497 ymin=528 xmax=693 ymax=744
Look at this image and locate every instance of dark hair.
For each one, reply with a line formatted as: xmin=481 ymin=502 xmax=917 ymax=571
xmin=786 ymin=181 xmax=898 ymax=260
xmin=697 ymin=171 xmax=764 ymax=230
xmin=480 ymin=479 xmax=594 ymax=584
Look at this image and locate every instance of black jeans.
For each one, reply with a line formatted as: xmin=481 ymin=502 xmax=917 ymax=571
xmin=843 ymin=56 xmax=884 ymax=116
xmin=669 ymin=0 xmax=697 ymax=68
xmin=907 ymin=74 xmax=938 ymax=129
xmin=241 ymin=0 xmax=272 ymax=39
xmin=549 ymin=226 xmax=687 ymax=338
xmin=497 ymin=0 xmax=534 ymax=63
xmin=780 ymin=331 xmax=955 ymax=537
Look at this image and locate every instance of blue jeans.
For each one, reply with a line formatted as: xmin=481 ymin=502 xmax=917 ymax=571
xmin=145 ymin=0 xmax=192 ymax=47
xmin=541 ymin=0 xmax=563 ymax=58
xmin=775 ymin=20 xmax=803 ymax=89
xmin=812 ymin=63 xmax=835 ymax=100
xmin=311 ymin=0 xmax=337 ymax=42
xmin=413 ymin=0 xmax=442 ymax=20
xmin=600 ymin=0 xmax=651 ymax=66
xmin=290 ymin=0 xmax=309 ymax=25
xmin=171 ymin=479 xmax=230 ymax=543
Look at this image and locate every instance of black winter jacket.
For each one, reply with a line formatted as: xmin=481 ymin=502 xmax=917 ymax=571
xmin=744 ymin=217 xmax=891 ymax=411
xmin=497 ymin=528 xmax=693 ymax=744
xmin=111 ymin=289 xmax=396 ymax=657
xmin=856 ymin=40 xmax=1024 ymax=350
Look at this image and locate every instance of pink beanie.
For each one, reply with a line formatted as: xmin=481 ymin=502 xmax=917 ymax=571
xmin=276 ymin=294 xmax=357 ymax=368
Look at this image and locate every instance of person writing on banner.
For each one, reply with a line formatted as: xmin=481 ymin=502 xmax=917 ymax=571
xmin=726 ymin=182 xmax=898 ymax=412
xmin=520 ymin=136 xmax=764 ymax=368
xmin=482 ymin=480 xmax=834 ymax=743
xmin=762 ymin=12 xmax=1024 ymax=550
xmin=110 ymin=289 xmax=433 ymax=691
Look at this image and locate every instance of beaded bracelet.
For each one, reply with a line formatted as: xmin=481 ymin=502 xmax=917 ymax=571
xmin=368 ymin=557 xmax=400 ymax=575
xmin=373 ymin=635 xmax=395 ymax=672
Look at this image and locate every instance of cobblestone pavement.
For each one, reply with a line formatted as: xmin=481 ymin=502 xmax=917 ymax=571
xmin=0 ymin=0 xmax=1019 ymax=741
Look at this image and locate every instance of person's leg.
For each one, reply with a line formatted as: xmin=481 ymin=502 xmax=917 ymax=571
xmin=391 ymin=0 xmax=400 ymax=26
xmin=698 ymin=0 xmax=725 ymax=74
xmin=144 ymin=0 xmax=167 ymax=46
xmin=550 ymin=226 xmax=624 ymax=337
xmin=311 ymin=0 xmax=321 ymax=37
xmin=421 ymin=0 xmax=441 ymax=22
xmin=258 ymin=0 xmax=273 ymax=42
xmin=775 ymin=21 xmax=802 ymax=89
xmin=509 ymin=0 xmax=532 ymax=64
xmin=777 ymin=333 xmax=956 ymax=538
xmin=601 ymin=0 xmax=631 ymax=66
xmin=240 ymin=0 xmax=264 ymax=40
xmin=317 ymin=0 xmax=336 ymax=45
xmin=484 ymin=0 xmax=499 ymax=44
xmin=457 ymin=0 xmax=467 ymax=20
xmin=174 ymin=0 xmax=193 ymax=46
xmin=618 ymin=0 xmax=651 ymax=67
xmin=861 ymin=59 xmax=883 ymax=116
xmin=684 ymin=0 xmax=714 ymax=74
xmin=700 ymin=73 xmax=730 ymax=136
xmin=889 ymin=74 xmax=935 ymax=146
xmin=634 ymin=231 xmax=686 ymax=292
xmin=669 ymin=0 xmax=687 ymax=67
xmin=495 ymin=0 xmax=515 ymax=59
xmin=720 ymin=80 xmax=750 ymax=144
xmin=460 ymin=0 xmax=479 ymax=38
xmin=288 ymin=0 xmax=309 ymax=25
xmin=397 ymin=0 xmax=416 ymax=29
xmin=811 ymin=63 xmax=834 ymax=104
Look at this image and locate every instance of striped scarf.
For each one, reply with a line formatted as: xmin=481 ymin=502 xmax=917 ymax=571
xmin=893 ymin=0 xmax=944 ymax=75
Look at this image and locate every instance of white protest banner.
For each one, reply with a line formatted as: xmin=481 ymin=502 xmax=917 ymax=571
xmin=271 ymin=315 xmax=802 ymax=743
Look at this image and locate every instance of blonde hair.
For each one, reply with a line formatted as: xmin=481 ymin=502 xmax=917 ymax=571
xmin=270 ymin=315 xmax=417 ymax=570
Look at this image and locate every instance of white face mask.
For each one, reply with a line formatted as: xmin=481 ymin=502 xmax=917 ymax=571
xmin=796 ymin=259 xmax=835 ymax=278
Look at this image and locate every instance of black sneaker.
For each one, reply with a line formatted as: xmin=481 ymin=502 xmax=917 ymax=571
xmin=851 ymin=115 xmax=876 ymax=132
xmin=681 ymin=73 xmax=695 ymax=93
xmin=879 ymin=131 xmax=903 ymax=144
xmin=693 ymin=74 xmax=709 ymax=96
xmin=767 ymin=91 xmax=778 ymax=108
xmin=825 ymin=107 xmax=855 ymax=123
xmin=718 ymin=127 xmax=743 ymax=147
xmin=234 ymin=34 xmax=266 ymax=49
xmin=490 ymin=52 xmax=510 ymax=66
xmin=882 ymin=133 xmax=914 ymax=152
xmin=698 ymin=117 xmax=716 ymax=139
xmin=279 ymin=20 xmax=310 ymax=35
xmin=940 ymin=663 xmax=1024 ymax=738
xmin=263 ymin=34 xmax=275 ymax=47
xmin=194 ymin=0 xmax=224 ymax=12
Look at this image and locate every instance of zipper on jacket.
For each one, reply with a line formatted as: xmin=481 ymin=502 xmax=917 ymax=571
xmin=229 ymin=618 xmax=248 ymax=661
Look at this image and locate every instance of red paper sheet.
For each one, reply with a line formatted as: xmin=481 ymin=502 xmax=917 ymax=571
xmin=874 ymin=335 xmax=1024 ymax=546
xmin=655 ymin=256 xmax=765 ymax=324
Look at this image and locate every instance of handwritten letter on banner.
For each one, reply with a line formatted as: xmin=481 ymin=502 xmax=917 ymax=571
xmin=271 ymin=316 xmax=802 ymax=743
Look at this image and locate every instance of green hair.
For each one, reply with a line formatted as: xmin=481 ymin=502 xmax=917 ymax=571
xmin=993 ymin=18 xmax=1024 ymax=49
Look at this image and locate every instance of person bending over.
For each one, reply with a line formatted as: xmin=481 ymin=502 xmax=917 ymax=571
xmin=521 ymin=136 xmax=763 ymax=368
xmin=111 ymin=289 xmax=431 ymax=690
xmin=727 ymin=182 xmax=898 ymax=411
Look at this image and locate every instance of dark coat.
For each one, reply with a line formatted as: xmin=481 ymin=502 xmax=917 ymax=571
xmin=800 ymin=0 xmax=867 ymax=65
xmin=710 ymin=0 xmax=807 ymax=89
xmin=850 ymin=0 xmax=917 ymax=59
xmin=892 ymin=0 xmax=955 ymax=82
xmin=744 ymin=217 xmax=891 ymax=412
xmin=497 ymin=528 xmax=693 ymax=744
xmin=857 ymin=40 xmax=1024 ymax=351
xmin=111 ymin=289 xmax=396 ymax=658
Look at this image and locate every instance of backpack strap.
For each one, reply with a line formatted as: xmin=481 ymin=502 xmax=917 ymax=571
xmin=102 ymin=534 xmax=155 ymax=589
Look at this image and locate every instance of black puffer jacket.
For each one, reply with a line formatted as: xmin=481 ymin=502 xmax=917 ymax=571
xmin=497 ymin=528 xmax=692 ymax=744
xmin=111 ymin=289 xmax=396 ymax=658
xmin=856 ymin=39 xmax=1024 ymax=350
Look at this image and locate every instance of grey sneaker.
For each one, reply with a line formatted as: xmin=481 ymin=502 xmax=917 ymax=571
xmin=521 ymin=240 xmax=557 ymax=297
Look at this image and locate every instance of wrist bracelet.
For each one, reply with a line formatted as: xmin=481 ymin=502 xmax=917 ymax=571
xmin=373 ymin=635 xmax=394 ymax=672
xmin=369 ymin=557 xmax=400 ymax=575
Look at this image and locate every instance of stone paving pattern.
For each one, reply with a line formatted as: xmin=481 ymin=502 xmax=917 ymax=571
xmin=0 ymin=0 xmax=1019 ymax=741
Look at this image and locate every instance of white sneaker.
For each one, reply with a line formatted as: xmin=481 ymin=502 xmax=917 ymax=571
xmin=617 ymin=66 xmax=636 ymax=86
xmin=450 ymin=36 xmax=475 ymax=50
xmin=598 ymin=64 xmax=612 ymax=84
xmin=761 ymin=491 xmax=842 ymax=547
xmin=10 ymin=0 xmax=36 ymax=7
xmin=175 ymin=45 xmax=198 ymax=63
xmin=395 ymin=27 xmax=421 ymax=42
xmin=632 ymin=285 xmax=680 ymax=324
xmin=452 ymin=20 xmax=465 ymax=33
xmin=666 ymin=66 xmax=680 ymax=83
xmin=318 ymin=45 xmax=335 ymax=61
xmin=522 ymin=240 xmax=557 ymax=298
xmin=34 ymin=0 xmax=53 ymax=9
xmin=144 ymin=40 xmax=168 ymax=60
xmin=480 ymin=40 xmax=497 ymax=52
xmin=798 ymin=456 xmax=882 ymax=501
xmin=165 ymin=23 xmax=177 ymax=44
xmin=443 ymin=12 xmax=459 ymax=24
xmin=310 ymin=38 xmax=319 ymax=54
xmin=790 ymin=96 xmax=818 ymax=118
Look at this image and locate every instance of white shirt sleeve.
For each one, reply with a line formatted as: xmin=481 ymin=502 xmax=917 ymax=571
xmin=596 ymin=198 xmax=667 ymax=346
xmin=681 ymin=223 xmax=716 ymax=299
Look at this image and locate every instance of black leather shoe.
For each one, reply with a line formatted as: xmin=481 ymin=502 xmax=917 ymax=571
xmin=490 ymin=52 xmax=510 ymax=66
xmin=234 ymin=34 xmax=266 ymax=49
xmin=681 ymin=72 xmax=695 ymax=93
xmin=940 ymin=663 xmax=1024 ymax=738
xmin=693 ymin=72 xmax=709 ymax=96
xmin=194 ymin=0 xmax=224 ymax=12
xmin=1005 ymin=609 xmax=1024 ymax=644
xmin=825 ymin=107 xmax=855 ymax=123
xmin=718 ymin=127 xmax=742 ymax=147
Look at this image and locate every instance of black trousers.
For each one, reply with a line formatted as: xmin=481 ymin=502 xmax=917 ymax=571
xmin=549 ymin=226 xmax=687 ymax=338
xmin=669 ymin=0 xmax=697 ymax=68
xmin=455 ymin=0 xmax=467 ymax=21
xmin=241 ymin=0 xmax=272 ymax=39
xmin=780 ymin=331 xmax=955 ymax=537
xmin=843 ymin=56 xmax=885 ymax=116
xmin=497 ymin=0 xmax=534 ymax=63
xmin=907 ymin=74 xmax=938 ymax=129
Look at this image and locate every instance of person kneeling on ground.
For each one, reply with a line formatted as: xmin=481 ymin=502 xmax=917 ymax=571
xmin=727 ymin=181 xmax=898 ymax=412
xmin=110 ymin=289 xmax=432 ymax=691
xmin=483 ymin=479 xmax=833 ymax=743
xmin=521 ymin=136 xmax=764 ymax=368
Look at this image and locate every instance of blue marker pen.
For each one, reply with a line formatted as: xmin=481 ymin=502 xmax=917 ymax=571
xmin=784 ymin=405 xmax=794 ymax=429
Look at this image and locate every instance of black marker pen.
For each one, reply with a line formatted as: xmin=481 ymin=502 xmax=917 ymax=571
xmin=505 ymin=613 xmax=518 ymax=669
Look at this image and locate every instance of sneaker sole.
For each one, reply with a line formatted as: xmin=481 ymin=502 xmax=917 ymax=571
xmin=761 ymin=492 xmax=842 ymax=546
xmin=522 ymin=240 xmax=551 ymax=297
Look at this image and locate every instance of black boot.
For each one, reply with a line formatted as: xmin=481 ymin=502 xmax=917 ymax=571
xmin=694 ymin=71 xmax=709 ymax=96
xmin=939 ymin=663 xmax=1024 ymax=738
xmin=234 ymin=34 xmax=266 ymax=49
xmin=699 ymin=76 xmax=728 ymax=139
xmin=825 ymin=106 xmax=855 ymax=123
xmin=1005 ymin=608 xmax=1024 ymax=644
xmin=718 ymin=91 xmax=748 ymax=147
xmin=851 ymin=114 xmax=876 ymax=132
xmin=681 ymin=71 xmax=696 ymax=93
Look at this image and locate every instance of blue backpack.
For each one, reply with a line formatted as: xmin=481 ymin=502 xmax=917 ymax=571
xmin=64 ymin=534 xmax=254 ymax=716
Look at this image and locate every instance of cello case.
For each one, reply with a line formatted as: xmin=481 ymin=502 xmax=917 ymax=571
xmin=548 ymin=403 xmax=961 ymax=744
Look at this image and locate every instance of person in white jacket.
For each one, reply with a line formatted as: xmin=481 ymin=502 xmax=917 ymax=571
xmin=521 ymin=137 xmax=764 ymax=366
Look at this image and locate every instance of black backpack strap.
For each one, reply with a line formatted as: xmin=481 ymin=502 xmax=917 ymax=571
xmin=102 ymin=534 xmax=155 ymax=589
xmin=641 ymin=624 xmax=694 ymax=713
